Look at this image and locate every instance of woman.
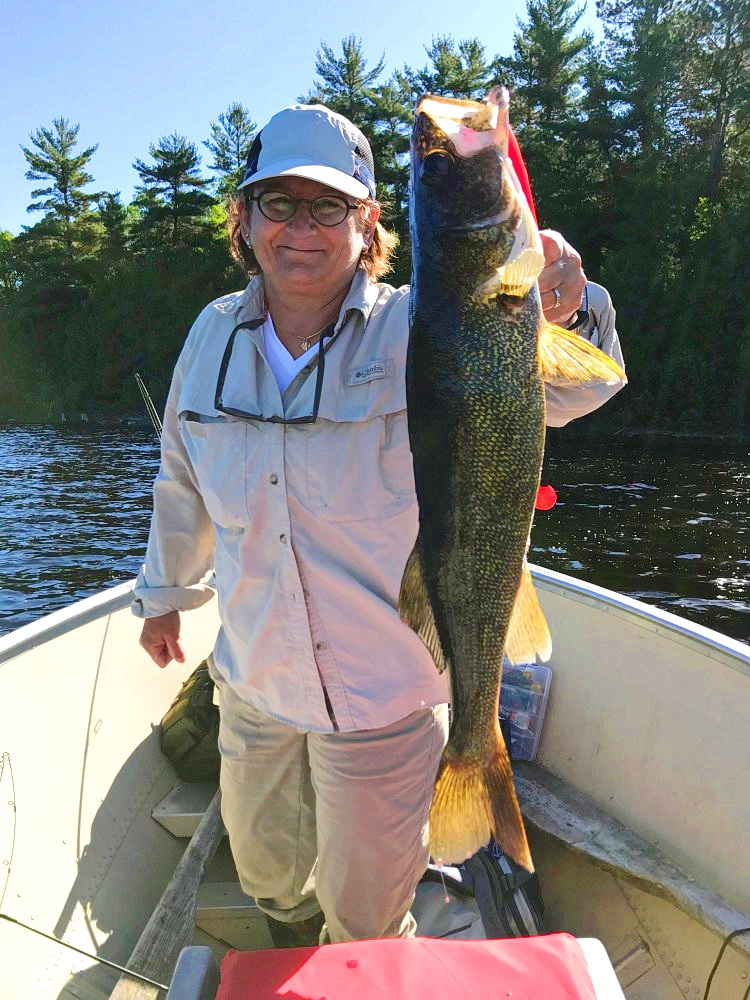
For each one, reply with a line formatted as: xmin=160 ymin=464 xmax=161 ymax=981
xmin=134 ymin=103 xmax=625 ymax=947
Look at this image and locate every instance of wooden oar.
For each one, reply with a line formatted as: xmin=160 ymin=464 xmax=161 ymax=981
xmin=110 ymin=789 xmax=224 ymax=999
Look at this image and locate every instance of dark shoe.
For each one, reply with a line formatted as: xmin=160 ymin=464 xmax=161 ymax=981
xmin=266 ymin=910 xmax=325 ymax=948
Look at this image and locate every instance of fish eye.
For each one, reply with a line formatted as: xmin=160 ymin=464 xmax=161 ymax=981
xmin=421 ymin=150 xmax=454 ymax=185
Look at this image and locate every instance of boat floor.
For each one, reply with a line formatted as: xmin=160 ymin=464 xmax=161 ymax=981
xmin=105 ymin=763 xmax=750 ymax=998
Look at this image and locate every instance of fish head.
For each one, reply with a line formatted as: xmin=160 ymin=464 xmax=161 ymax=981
xmin=410 ymin=88 xmax=544 ymax=301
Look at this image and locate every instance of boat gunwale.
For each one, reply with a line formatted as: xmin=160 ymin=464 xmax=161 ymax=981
xmin=1 ymin=566 xmax=747 ymax=674
xmin=531 ymin=564 xmax=750 ymax=677
xmin=0 ymin=579 xmax=135 ymax=665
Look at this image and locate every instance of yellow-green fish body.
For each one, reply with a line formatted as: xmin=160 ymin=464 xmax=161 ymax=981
xmin=403 ymin=89 xmax=625 ymax=870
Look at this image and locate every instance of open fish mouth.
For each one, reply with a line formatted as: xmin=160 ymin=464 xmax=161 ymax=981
xmin=416 ymin=91 xmax=509 ymax=155
xmin=415 ymin=88 xmax=547 ymax=298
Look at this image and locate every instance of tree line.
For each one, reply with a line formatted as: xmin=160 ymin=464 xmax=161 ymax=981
xmin=1 ymin=0 xmax=749 ymax=438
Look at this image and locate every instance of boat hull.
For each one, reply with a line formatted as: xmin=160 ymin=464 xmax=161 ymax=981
xmin=0 ymin=569 xmax=748 ymax=998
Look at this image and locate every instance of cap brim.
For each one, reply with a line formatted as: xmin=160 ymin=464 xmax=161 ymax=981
xmin=238 ymin=159 xmax=371 ymax=200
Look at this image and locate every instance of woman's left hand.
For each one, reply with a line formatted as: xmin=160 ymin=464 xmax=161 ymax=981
xmin=538 ymin=230 xmax=586 ymax=325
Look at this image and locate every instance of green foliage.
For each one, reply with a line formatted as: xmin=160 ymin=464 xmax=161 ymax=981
xmin=399 ymin=36 xmax=497 ymax=101
xmin=19 ymin=118 xmax=104 ymax=278
xmin=3 ymin=16 xmax=749 ymax=436
xmin=204 ymin=103 xmax=257 ymax=200
xmin=500 ymin=0 xmax=593 ymax=130
xmin=133 ymin=133 xmax=213 ymax=247
xmin=301 ymin=35 xmax=386 ymax=122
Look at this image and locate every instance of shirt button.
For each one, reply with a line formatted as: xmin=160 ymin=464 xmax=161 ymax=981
xmin=316 ymin=641 xmax=327 ymax=651
xmin=270 ymin=474 xmax=279 ymax=485
xmin=279 ymin=533 xmax=287 ymax=544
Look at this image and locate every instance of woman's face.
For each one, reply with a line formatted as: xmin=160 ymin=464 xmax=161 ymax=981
xmin=242 ymin=176 xmax=380 ymax=299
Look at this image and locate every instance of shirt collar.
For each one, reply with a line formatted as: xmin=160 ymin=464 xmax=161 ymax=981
xmin=234 ymin=266 xmax=379 ymax=331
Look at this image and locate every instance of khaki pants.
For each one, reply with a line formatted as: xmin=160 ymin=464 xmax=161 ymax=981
xmin=215 ymin=679 xmax=448 ymax=943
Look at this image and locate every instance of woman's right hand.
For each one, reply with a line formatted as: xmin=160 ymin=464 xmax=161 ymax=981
xmin=140 ymin=610 xmax=186 ymax=668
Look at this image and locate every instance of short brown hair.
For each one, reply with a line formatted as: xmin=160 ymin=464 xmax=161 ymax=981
xmin=226 ymin=193 xmax=399 ymax=281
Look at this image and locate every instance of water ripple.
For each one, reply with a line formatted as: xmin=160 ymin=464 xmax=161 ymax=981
xmin=1 ymin=429 xmax=749 ymax=644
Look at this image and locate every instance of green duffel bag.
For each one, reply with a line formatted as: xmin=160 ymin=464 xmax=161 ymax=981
xmin=159 ymin=658 xmax=221 ymax=782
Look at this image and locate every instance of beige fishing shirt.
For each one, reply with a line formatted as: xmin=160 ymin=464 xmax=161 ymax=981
xmin=132 ymin=268 xmax=625 ymax=733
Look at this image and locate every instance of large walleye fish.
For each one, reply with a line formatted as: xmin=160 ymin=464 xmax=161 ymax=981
xmin=401 ymin=88 xmax=625 ymax=871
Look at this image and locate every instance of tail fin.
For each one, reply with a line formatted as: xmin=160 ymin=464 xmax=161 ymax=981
xmin=429 ymin=727 xmax=533 ymax=872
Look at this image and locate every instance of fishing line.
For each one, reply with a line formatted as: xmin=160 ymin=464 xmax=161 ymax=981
xmin=434 ymin=858 xmax=451 ymax=904
xmin=702 ymin=925 xmax=750 ymax=1000
xmin=0 ymin=753 xmax=16 ymax=913
xmin=0 ymin=912 xmax=169 ymax=990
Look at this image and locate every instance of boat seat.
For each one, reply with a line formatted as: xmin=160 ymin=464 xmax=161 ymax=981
xmin=515 ymin=762 xmax=750 ymax=958
xmin=166 ymin=935 xmax=626 ymax=999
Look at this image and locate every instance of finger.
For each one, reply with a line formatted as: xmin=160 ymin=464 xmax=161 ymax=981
xmin=538 ymin=230 xmax=583 ymax=291
xmin=153 ymin=644 xmax=171 ymax=669
xmin=541 ymin=283 xmax=582 ymax=325
xmin=538 ymin=257 xmax=565 ymax=297
xmin=539 ymin=229 xmax=564 ymax=268
xmin=140 ymin=630 xmax=169 ymax=668
xmin=165 ymin=635 xmax=186 ymax=664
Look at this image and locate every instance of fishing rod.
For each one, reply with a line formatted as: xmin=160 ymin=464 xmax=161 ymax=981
xmin=134 ymin=372 xmax=162 ymax=439
xmin=0 ymin=913 xmax=169 ymax=991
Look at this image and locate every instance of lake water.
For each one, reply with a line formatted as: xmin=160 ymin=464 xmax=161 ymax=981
xmin=0 ymin=426 xmax=748 ymax=643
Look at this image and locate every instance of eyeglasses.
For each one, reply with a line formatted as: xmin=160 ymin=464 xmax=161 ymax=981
xmin=246 ymin=190 xmax=361 ymax=227
xmin=214 ymin=317 xmax=334 ymax=424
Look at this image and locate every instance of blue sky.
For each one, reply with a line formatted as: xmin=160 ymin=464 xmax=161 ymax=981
xmin=1 ymin=0 xmax=602 ymax=236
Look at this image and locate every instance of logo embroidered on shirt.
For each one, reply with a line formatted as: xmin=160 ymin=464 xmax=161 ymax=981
xmin=346 ymin=359 xmax=395 ymax=386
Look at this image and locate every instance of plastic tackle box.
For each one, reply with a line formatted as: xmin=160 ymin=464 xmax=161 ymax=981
xmin=499 ymin=662 xmax=552 ymax=761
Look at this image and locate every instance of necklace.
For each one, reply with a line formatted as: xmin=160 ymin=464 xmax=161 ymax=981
xmin=299 ymin=327 xmax=328 ymax=352
xmin=263 ymin=304 xmax=330 ymax=355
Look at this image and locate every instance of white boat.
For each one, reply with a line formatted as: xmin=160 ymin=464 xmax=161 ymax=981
xmin=1 ymin=566 xmax=748 ymax=999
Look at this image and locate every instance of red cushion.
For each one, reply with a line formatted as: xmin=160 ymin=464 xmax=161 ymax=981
xmin=217 ymin=933 xmax=598 ymax=999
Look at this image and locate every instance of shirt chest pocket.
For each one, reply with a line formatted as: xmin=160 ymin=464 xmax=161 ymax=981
xmin=178 ymin=411 xmax=250 ymax=528
xmin=300 ymin=409 xmax=416 ymax=522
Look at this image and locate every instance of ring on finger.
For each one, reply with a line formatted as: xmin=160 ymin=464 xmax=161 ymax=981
xmin=552 ymin=287 xmax=561 ymax=308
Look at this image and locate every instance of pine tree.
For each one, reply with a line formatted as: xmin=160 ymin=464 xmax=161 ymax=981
xmin=203 ymin=103 xmax=257 ymax=199
xmin=133 ymin=134 xmax=213 ymax=247
xmin=96 ymin=192 xmax=129 ymax=267
xmin=687 ymin=0 xmax=750 ymax=198
xmin=596 ymin=0 xmax=694 ymax=158
xmin=493 ymin=0 xmax=592 ymax=228
xmin=303 ymin=37 xmax=410 ymax=278
xmin=0 ymin=232 xmax=21 ymax=303
xmin=498 ymin=0 xmax=592 ymax=133
xmin=20 ymin=118 xmax=103 ymax=267
xmin=399 ymin=36 xmax=496 ymax=102
xmin=301 ymin=36 xmax=385 ymax=126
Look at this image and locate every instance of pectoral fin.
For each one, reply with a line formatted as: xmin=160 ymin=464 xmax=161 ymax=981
xmin=477 ymin=247 xmax=547 ymax=302
xmin=505 ymin=560 xmax=552 ymax=664
xmin=398 ymin=545 xmax=448 ymax=673
xmin=539 ymin=320 xmax=627 ymax=386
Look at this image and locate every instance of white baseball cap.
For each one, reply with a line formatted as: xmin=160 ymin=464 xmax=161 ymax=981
xmin=237 ymin=104 xmax=377 ymax=200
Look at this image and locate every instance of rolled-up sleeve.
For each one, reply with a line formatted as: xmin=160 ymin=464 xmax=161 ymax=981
xmin=544 ymin=285 xmax=626 ymax=427
xmin=132 ymin=340 xmax=216 ymax=619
